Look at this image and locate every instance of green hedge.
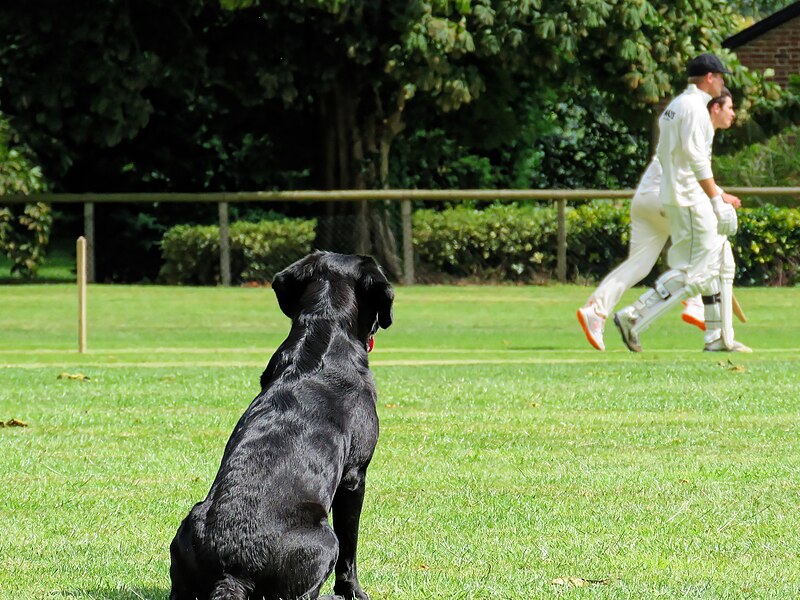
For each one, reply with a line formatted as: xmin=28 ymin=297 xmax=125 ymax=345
xmin=413 ymin=202 xmax=800 ymax=286
xmin=736 ymin=204 xmax=800 ymax=286
xmin=413 ymin=202 xmax=630 ymax=282
xmin=160 ymin=219 xmax=316 ymax=285
xmin=160 ymin=204 xmax=800 ymax=286
xmin=413 ymin=203 xmax=558 ymax=281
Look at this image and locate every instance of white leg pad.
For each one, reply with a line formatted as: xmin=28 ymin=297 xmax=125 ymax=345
xmin=721 ymin=279 xmax=734 ymax=348
xmin=630 ymin=269 xmax=691 ymax=336
xmin=721 ymin=240 xmax=736 ymax=348
xmin=705 ymin=241 xmax=736 ymax=348
xmin=703 ymin=275 xmax=722 ymax=345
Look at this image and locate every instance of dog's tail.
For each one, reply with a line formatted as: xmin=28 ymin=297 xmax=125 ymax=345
xmin=210 ymin=573 xmax=252 ymax=600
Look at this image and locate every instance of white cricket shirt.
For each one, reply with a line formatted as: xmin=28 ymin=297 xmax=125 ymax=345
xmin=656 ymin=84 xmax=714 ymax=208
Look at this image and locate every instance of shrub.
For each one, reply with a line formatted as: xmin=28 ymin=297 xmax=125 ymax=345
xmin=160 ymin=218 xmax=316 ymax=285
xmin=413 ymin=203 xmax=559 ymax=281
xmin=413 ymin=201 xmax=631 ymax=282
xmin=0 ymin=202 xmax=52 ymax=278
xmin=0 ymin=116 xmax=51 ymax=278
xmin=714 ymin=124 xmax=800 ymax=206
xmin=413 ymin=201 xmax=800 ymax=286
xmin=736 ymin=204 xmax=800 ymax=286
xmin=566 ymin=201 xmax=631 ymax=281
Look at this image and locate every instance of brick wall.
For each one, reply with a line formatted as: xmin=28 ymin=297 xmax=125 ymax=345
xmin=733 ymin=15 xmax=800 ymax=88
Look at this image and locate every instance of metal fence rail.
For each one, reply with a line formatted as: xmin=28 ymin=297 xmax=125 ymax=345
xmin=3 ymin=188 xmax=799 ymax=285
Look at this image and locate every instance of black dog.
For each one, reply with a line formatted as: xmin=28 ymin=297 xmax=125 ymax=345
xmin=170 ymin=252 xmax=394 ymax=600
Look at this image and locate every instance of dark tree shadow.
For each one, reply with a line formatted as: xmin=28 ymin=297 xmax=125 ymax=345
xmin=64 ymin=588 xmax=169 ymax=600
xmin=70 ymin=590 xmax=343 ymax=600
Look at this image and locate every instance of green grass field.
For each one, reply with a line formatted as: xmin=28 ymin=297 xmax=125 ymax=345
xmin=1 ymin=283 xmax=799 ymax=599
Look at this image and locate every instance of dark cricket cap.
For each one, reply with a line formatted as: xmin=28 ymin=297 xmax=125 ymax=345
xmin=687 ymin=53 xmax=732 ymax=76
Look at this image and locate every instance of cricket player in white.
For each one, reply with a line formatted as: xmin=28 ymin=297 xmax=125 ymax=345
xmin=577 ymin=88 xmax=740 ymax=351
xmin=613 ymin=53 xmax=751 ymax=353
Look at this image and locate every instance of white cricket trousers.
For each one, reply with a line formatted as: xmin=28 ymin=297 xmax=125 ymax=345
xmin=589 ymin=190 xmax=669 ymax=317
xmin=664 ymin=202 xmax=725 ymax=296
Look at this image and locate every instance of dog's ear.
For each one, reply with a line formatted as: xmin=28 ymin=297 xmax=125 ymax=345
xmin=376 ymin=281 xmax=394 ymax=329
xmin=359 ymin=258 xmax=394 ymax=329
xmin=271 ymin=254 xmax=319 ymax=319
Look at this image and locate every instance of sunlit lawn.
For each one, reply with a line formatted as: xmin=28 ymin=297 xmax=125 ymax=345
xmin=1 ymin=283 xmax=799 ymax=599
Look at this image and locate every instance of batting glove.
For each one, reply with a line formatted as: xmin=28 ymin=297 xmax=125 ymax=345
xmin=710 ymin=195 xmax=738 ymax=237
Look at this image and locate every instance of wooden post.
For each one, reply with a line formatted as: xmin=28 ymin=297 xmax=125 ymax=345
xmin=77 ymin=236 xmax=87 ymax=353
xmin=401 ymin=199 xmax=414 ymax=285
xmin=219 ymin=201 xmax=231 ymax=287
xmin=83 ymin=202 xmax=95 ymax=283
xmin=556 ymin=198 xmax=567 ymax=283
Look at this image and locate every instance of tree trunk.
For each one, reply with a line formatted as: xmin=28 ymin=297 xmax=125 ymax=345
xmin=317 ymin=82 xmax=407 ymax=277
xmin=369 ymin=107 xmax=406 ymax=278
xmin=320 ymin=95 xmax=337 ymax=250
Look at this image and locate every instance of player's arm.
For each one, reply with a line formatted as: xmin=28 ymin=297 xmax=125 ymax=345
xmin=682 ymin=106 xmax=718 ymax=199
xmin=698 ymin=177 xmax=720 ymax=200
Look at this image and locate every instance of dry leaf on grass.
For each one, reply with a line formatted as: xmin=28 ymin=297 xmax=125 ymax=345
xmin=57 ymin=372 xmax=91 ymax=381
xmin=1 ymin=418 xmax=29 ymax=428
xmin=717 ymin=360 xmax=747 ymax=373
xmin=552 ymin=576 xmax=613 ymax=588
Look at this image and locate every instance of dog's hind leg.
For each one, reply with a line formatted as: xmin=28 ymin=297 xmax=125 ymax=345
xmin=271 ymin=524 xmax=339 ymax=600
xmin=170 ymin=517 xmax=204 ymax=600
xmin=210 ymin=574 xmax=252 ymax=600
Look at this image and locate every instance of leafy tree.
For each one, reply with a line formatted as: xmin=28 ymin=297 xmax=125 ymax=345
xmin=729 ymin=0 xmax=798 ymax=18
xmin=218 ymin=0 xmax=788 ymax=186
xmin=0 ymin=115 xmax=50 ymax=278
xmin=0 ymin=0 xmax=793 ymax=279
xmin=0 ymin=2 xmax=315 ymax=280
xmin=0 ymin=1 xmax=788 ymax=190
xmin=714 ymin=123 xmax=800 ymax=200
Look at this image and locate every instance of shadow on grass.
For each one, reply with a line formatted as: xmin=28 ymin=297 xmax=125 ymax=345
xmin=0 ymin=276 xmax=75 ymax=284
xmin=65 ymin=587 xmax=344 ymax=599
xmin=506 ymin=345 xmax=561 ymax=351
xmin=59 ymin=588 xmax=169 ymax=599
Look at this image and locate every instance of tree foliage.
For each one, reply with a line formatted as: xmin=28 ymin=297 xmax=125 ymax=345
xmin=0 ymin=0 xmax=787 ymax=192
xmin=0 ymin=116 xmax=50 ymax=278
xmin=729 ymin=0 xmax=798 ymax=19
xmin=211 ymin=0 xmax=791 ymax=198
xmin=715 ymin=124 xmax=800 ymax=195
xmin=0 ymin=0 xmax=795 ymax=280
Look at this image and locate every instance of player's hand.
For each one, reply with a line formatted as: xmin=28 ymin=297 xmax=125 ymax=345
xmin=722 ymin=192 xmax=741 ymax=209
xmin=711 ymin=195 xmax=738 ymax=236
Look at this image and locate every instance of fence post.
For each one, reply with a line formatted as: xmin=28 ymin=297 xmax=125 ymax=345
xmin=219 ymin=201 xmax=231 ymax=287
xmin=77 ymin=236 xmax=87 ymax=353
xmin=401 ymin=199 xmax=414 ymax=285
xmin=83 ymin=202 xmax=95 ymax=283
xmin=557 ymin=198 xmax=567 ymax=283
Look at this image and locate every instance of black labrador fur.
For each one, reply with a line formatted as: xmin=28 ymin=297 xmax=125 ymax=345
xmin=170 ymin=252 xmax=394 ymax=600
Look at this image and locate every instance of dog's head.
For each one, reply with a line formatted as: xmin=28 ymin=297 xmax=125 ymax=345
xmin=272 ymin=251 xmax=394 ymax=347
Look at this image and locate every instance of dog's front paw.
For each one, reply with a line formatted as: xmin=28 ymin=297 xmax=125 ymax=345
xmin=333 ymin=582 xmax=369 ymax=600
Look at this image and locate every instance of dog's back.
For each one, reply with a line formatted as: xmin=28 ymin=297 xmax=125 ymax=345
xmin=170 ymin=252 xmax=393 ymax=600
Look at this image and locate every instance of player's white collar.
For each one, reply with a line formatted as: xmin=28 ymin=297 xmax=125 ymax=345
xmin=686 ymin=83 xmax=712 ymax=103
